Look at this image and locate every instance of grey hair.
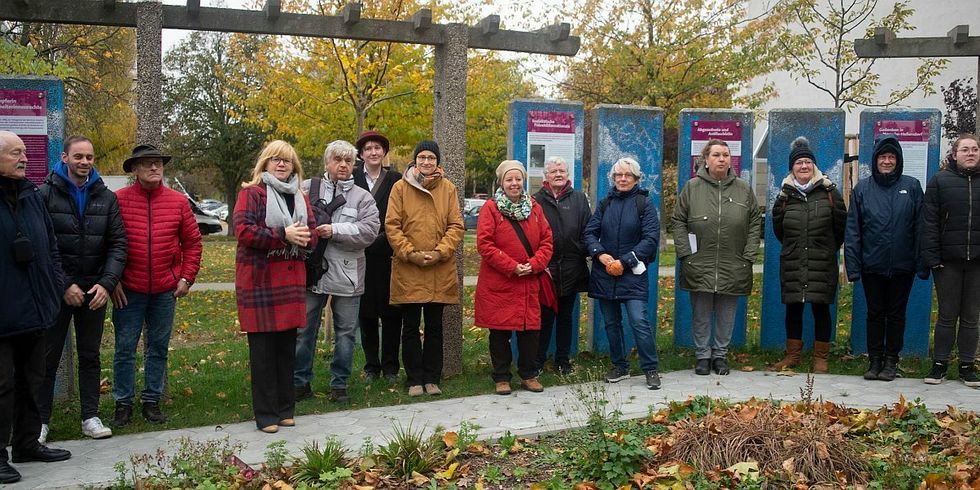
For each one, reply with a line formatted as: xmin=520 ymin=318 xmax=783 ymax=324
xmin=0 ymin=130 xmax=18 ymax=152
xmin=608 ymin=157 xmax=642 ymax=184
xmin=323 ymin=140 xmax=356 ymax=164
xmin=544 ymin=156 xmax=567 ymax=170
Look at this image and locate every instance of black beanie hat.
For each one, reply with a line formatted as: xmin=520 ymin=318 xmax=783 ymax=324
xmin=413 ymin=140 xmax=441 ymax=165
xmin=789 ymin=136 xmax=815 ymax=169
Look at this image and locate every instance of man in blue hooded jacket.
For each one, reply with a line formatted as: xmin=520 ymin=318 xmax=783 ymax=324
xmin=844 ymin=135 xmax=923 ymax=381
xmin=38 ymin=136 xmax=127 ymax=443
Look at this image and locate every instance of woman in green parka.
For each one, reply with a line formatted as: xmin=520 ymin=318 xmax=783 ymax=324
xmin=770 ymin=137 xmax=847 ymax=374
xmin=671 ymin=139 xmax=762 ymax=376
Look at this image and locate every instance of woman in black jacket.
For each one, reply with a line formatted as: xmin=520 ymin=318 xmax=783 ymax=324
xmin=920 ymin=133 xmax=980 ymax=387
xmin=771 ymin=137 xmax=846 ymax=374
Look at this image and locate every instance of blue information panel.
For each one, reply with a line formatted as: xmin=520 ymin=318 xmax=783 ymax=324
xmin=761 ymin=109 xmax=845 ymax=349
xmin=850 ymin=109 xmax=941 ymax=357
xmin=589 ymin=104 xmax=664 ymax=354
xmin=0 ymin=76 xmax=65 ymax=185
xmin=507 ymin=99 xmax=585 ymax=360
xmin=674 ymin=109 xmax=754 ymax=349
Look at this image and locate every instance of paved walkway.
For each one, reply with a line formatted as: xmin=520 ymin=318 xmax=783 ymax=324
xmin=12 ymin=371 xmax=979 ymax=489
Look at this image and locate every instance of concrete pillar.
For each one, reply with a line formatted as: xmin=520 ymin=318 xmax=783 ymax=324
xmin=589 ymin=104 xmax=664 ymax=355
xmin=433 ymin=23 xmax=467 ymax=377
xmin=851 ymin=109 xmax=941 ymax=357
xmin=135 ymin=1 xmax=163 ymax=147
xmin=760 ymin=109 xmax=845 ymax=350
xmin=674 ymin=109 xmax=754 ymax=350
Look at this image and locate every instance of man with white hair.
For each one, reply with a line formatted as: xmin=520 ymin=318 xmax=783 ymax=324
xmin=0 ymin=131 xmax=71 ymax=484
xmin=295 ymin=140 xmax=379 ymax=403
xmin=532 ymin=157 xmax=591 ymax=375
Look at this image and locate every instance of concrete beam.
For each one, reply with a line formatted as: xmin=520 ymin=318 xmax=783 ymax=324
xmin=341 ymin=2 xmax=360 ymax=25
xmin=102 ymin=0 xmax=114 ymax=10
xmin=477 ymin=15 xmax=499 ymax=36
xmin=186 ymin=0 xmax=200 ymax=18
xmin=873 ymin=27 xmax=894 ymax=46
xmin=467 ymin=26 xmax=579 ymax=55
xmin=263 ymin=0 xmax=280 ymax=21
xmin=949 ymin=24 xmax=969 ymax=45
xmin=855 ymin=35 xmax=980 ymax=58
xmin=411 ymin=8 xmax=431 ymax=31
xmin=135 ymin=1 xmax=163 ymax=147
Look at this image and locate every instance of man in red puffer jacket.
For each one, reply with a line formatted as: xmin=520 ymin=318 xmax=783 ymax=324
xmin=110 ymin=144 xmax=202 ymax=427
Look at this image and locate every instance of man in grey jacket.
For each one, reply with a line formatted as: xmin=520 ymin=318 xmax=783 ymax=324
xmin=295 ymin=140 xmax=379 ymax=403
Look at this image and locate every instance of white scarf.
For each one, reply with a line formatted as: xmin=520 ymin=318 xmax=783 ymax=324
xmin=261 ymin=171 xmax=307 ymax=230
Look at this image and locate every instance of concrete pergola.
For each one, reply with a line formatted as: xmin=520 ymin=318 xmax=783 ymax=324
xmin=855 ymin=24 xmax=979 ymax=127
xmin=1 ymin=0 xmax=581 ymax=377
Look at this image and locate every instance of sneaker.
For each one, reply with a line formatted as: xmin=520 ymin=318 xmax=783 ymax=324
xmin=81 ymin=417 xmax=112 ymax=439
xmin=112 ymin=403 xmax=132 ymax=427
xmin=924 ymin=361 xmax=948 ymax=385
xmin=712 ymin=358 xmax=730 ymax=376
xmin=959 ymin=363 xmax=980 ymax=388
xmin=645 ymin=370 xmax=662 ymax=390
xmin=294 ymin=383 xmax=312 ymax=401
xmin=141 ymin=402 xmax=167 ymax=424
xmin=605 ymin=367 xmax=630 ymax=383
xmin=38 ymin=423 xmax=48 ymax=444
xmin=330 ymin=387 xmax=350 ymax=403
xmin=694 ymin=359 xmax=710 ymax=375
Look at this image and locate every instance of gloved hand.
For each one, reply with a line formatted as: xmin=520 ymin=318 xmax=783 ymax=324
xmin=605 ymin=260 xmax=624 ymax=277
xmin=408 ymin=251 xmax=427 ymax=266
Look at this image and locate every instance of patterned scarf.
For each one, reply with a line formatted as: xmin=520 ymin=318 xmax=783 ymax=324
xmin=494 ymin=187 xmax=532 ymax=221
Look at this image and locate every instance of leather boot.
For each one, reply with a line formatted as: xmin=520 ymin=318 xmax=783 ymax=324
xmin=877 ymin=355 xmax=899 ymax=381
xmin=863 ymin=356 xmax=884 ymax=380
xmin=769 ymin=339 xmax=803 ymax=371
xmin=812 ymin=341 xmax=831 ymax=374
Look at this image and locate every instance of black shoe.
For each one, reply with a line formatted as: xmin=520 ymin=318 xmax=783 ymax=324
xmin=695 ymin=359 xmax=711 ymax=375
xmin=384 ymin=373 xmax=400 ymax=384
xmin=959 ymin=362 xmax=980 ymax=388
xmin=877 ymin=356 xmax=898 ymax=381
xmin=605 ymin=367 xmax=630 ymax=383
xmin=330 ymin=387 xmax=350 ymax=403
xmin=557 ymin=364 xmax=574 ymax=376
xmin=864 ymin=356 xmax=884 ymax=380
xmin=364 ymin=371 xmax=380 ymax=382
xmin=645 ymin=370 xmax=661 ymax=390
xmin=712 ymin=358 xmax=730 ymax=375
xmin=294 ymin=383 xmax=312 ymax=401
xmin=112 ymin=403 xmax=133 ymax=427
xmin=924 ymin=360 xmax=948 ymax=385
xmin=141 ymin=402 xmax=167 ymax=424
xmin=11 ymin=445 xmax=71 ymax=463
xmin=0 ymin=461 xmax=21 ymax=483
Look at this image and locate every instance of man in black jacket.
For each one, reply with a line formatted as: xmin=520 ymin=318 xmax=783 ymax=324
xmin=352 ymin=130 xmax=404 ymax=385
xmin=532 ymin=156 xmax=592 ymax=375
xmin=0 ymin=131 xmax=72 ymax=484
xmin=37 ymin=136 xmax=127 ymax=442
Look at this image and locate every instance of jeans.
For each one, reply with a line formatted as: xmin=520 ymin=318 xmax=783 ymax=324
xmin=0 ymin=331 xmax=45 ymax=457
xmin=401 ymin=303 xmax=445 ymax=386
xmin=690 ymin=291 xmax=739 ymax=360
xmin=598 ymin=299 xmax=659 ymax=372
xmin=536 ymin=293 xmax=576 ymax=370
xmin=295 ymin=292 xmax=360 ymax=389
xmin=360 ymin=309 xmax=402 ymax=377
xmin=112 ymin=289 xmax=177 ymax=405
xmin=932 ymin=261 xmax=980 ymax=363
xmin=862 ymin=273 xmax=914 ymax=358
xmin=39 ymin=299 xmax=106 ymax=422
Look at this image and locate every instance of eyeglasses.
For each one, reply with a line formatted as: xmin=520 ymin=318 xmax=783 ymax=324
xmin=612 ymin=172 xmax=635 ymax=179
xmin=957 ymin=147 xmax=979 ymax=153
xmin=270 ymin=157 xmax=292 ymax=165
xmin=416 ymin=155 xmax=438 ymax=162
xmin=793 ymin=159 xmax=814 ymax=167
xmin=138 ymin=160 xmax=164 ymax=169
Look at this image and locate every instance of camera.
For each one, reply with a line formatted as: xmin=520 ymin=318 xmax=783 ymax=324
xmin=12 ymin=233 xmax=34 ymax=264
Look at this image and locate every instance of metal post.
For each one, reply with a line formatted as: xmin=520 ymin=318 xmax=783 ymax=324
xmin=433 ymin=23 xmax=468 ymax=378
xmin=135 ymin=1 xmax=163 ymax=146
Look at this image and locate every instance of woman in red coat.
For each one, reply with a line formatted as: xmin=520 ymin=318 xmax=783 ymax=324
xmin=475 ymin=160 xmax=553 ymax=395
xmin=234 ymin=140 xmax=316 ymax=433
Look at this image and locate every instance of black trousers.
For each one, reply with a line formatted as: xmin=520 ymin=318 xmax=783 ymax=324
xmin=247 ymin=330 xmax=296 ymax=429
xmin=536 ymin=293 xmax=576 ymax=370
xmin=785 ymin=302 xmax=832 ymax=342
xmin=862 ymin=273 xmax=914 ymax=358
xmin=38 ymin=299 xmax=107 ymax=423
xmin=401 ymin=303 xmax=444 ymax=386
xmin=932 ymin=261 xmax=980 ymax=363
xmin=360 ymin=309 xmax=403 ymax=377
xmin=489 ymin=329 xmax=539 ymax=382
xmin=0 ymin=330 xmax=45 ymax=460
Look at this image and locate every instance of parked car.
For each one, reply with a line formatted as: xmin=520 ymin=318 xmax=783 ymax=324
xmin=463 ymin=198 xmax=485 ymax=231
xmin=199 ymin=198 xmax=229 ymax=221
xmin=189 ymin=197 xmax=223 ymax=235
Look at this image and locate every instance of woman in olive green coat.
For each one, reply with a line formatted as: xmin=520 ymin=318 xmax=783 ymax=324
xmin=770 ymin=137 xmax=847 ymax=374
xmin=671 ymin=139 xmax=762 ymax=376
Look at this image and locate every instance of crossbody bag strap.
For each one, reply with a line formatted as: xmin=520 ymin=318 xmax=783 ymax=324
xmin=507 ymin=217 xmax=534 ymax=258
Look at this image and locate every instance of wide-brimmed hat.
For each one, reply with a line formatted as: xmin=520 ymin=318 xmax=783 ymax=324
xmin=123 ymin=144 xmax=172 ymax=172
xmin=355 ymin=130 xmax=390 ymax=156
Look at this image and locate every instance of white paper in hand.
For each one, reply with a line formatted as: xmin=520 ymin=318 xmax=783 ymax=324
xmin=629 ymin=252 xmax=646 ymax=275
xmin=688 ymin=233 xmax=698 ymax=254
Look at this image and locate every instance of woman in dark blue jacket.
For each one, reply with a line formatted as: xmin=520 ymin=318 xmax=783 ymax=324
xmin=844 ymin=135 xmax=923 ymax=382
xmin=584 ymin=157 xmax=661 ymax=389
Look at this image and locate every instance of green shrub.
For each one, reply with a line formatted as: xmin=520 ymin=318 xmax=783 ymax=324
xmin=375 ymin=422 xmax=444 ymax=480
xmin=292 ymin=437 xmax=351 ymax=488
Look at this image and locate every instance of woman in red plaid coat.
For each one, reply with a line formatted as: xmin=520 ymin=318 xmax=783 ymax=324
xmin=234 ymin=140 xmax=316 ymax=433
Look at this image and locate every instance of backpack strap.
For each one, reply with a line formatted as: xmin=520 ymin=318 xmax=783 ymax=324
xmin=309 ymin=176 xmax=322 ymax=204
xmin=599 ymin=193 xmax=647 ymax=219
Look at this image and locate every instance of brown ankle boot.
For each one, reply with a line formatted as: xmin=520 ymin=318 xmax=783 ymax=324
xmin=812 ymin=341 xmax=831 ymax=374
xmin=770 ymin=339 xmax=803 ymax=371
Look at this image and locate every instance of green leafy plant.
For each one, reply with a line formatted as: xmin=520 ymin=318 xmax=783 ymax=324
xmin=292 ymin=437 xmax=351 ymax=487
xmin=376 ymin=421 xmax=444 ymax=480
xmin=263 ymin=440 xmax=289 ymax=472
xmin=127 ymin=436 xmax=245 ymax=488
xmin=497 ymin=431 xmax=517 ymax=450
xmin=456 ymin=421 xmax=482 ymax=448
